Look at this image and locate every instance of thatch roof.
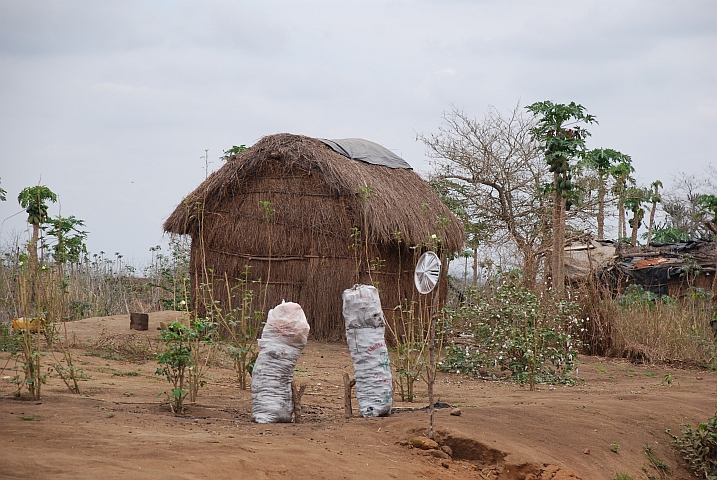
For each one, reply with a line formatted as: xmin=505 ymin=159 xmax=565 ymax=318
xmin=164 ymin=133 xmax=464 ymax=252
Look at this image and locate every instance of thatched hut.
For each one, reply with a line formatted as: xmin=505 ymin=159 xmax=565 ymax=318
xmin=163 ymin=133 xmax=464 ymax=340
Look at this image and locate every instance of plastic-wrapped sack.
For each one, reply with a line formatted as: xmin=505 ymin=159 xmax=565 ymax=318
xmin=343 ymin=285 xmax=393 ymax=417
xmin=251 ymin=301 xmax=310 ymax=423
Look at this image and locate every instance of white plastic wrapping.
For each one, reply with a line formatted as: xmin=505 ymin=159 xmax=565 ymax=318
xmin=251 ymin=301 xmax=310 ymax=423
xmin=343 ymin=285 xmax=393 ymax=417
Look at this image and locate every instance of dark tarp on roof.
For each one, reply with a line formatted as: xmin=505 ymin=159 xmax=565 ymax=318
xmin=597 ymin=239 xmax=715 ymax=296
xmin=319 ymin=138 xmax=412 ymax=170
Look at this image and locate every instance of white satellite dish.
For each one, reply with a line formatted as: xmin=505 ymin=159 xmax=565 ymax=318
xmin=414 ymin=251 xmax=442 ymax=294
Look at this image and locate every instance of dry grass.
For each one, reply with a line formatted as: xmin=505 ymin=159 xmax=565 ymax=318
xmin=606 ymin=300 xmax=716 ymax=365
xmin=577 ymin=280 xmax=716 ymax=366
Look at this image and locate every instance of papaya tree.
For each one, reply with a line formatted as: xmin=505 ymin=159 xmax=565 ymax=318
xmin=646 ymin=180 xmax=663 ymax=246
xmin=18 ymin=186 xmax=58 ymax=267
xmin=526 ymin=101 xmax=596 ymax=293
xmin=44 ymin=215 xmax=88 ymax=275
xmin=610 ymin=162 xmax=636 ymax=240
xmin=582 ymin=148 xmax=631 ymax=240
xmin=624 ymin=187 xmax=650 ymax=246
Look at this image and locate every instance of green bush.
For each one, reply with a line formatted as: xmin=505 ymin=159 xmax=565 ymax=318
xmin=441 ymin=284 xmax=582 ymax=387
xmin=155 ymin=322 xmax=197 ymax=414
xmin=617 ymin=284 xmax=676 ymax=308
xmin=0 ymin=322 xmax=22 ymax=353
xmin=672 ymin=411 xmax=717 ymax=479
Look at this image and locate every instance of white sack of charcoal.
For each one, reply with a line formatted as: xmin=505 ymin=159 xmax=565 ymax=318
xmin=342 ymin=284 xmax=393 ymax=417
xmin=251 ymin=301 xmax=310 ymax=423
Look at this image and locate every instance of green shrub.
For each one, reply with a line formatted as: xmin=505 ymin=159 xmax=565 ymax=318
xmin=441 ymin=284 xmax=582 ymax=388
xmin=0 ymin=322 xmax=22 ymax=352
xmin=155 ymin=322 xmax=197 ymax=414
xmin=672 ymin=411 xmax=717 ymax=479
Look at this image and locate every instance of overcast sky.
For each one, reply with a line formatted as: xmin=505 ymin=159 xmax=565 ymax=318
xmin=1 ymin=0 xmax=716 ymax=265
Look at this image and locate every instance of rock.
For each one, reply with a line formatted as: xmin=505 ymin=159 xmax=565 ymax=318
xmin=426 ymin=449 xmax=451 ymax=460
xmin=583 ymin=448 xmax=590 ymax=455
xmin=441 ymin=461 xmax=450 ymax=468
xmin=409 ymin=436 xmax=439 ymax=450
xmin=440 ymin=445 xmax=453 ymax=456
xmin=450 ymin=407 xmax=462 ymax=416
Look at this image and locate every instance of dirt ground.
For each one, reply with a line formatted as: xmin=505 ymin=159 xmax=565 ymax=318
xmin=1 ymin=312 xmax=715 ymax=480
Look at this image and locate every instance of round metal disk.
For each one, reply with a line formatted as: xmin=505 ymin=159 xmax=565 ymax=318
xmin=414 ymin=251 xmax=442 ymax=294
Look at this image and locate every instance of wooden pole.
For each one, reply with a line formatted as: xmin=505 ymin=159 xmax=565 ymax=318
xmin=291 ymin=381 xmax=307 ymax=423
xmin=343 ymin=372 xmax=355 ymax=418
xmin=427 ymin=277 xmax=441 ymax=439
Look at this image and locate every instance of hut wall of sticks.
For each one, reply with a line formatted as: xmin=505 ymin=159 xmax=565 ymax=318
xmin=163 ymin=134 xmax=465 ymax=340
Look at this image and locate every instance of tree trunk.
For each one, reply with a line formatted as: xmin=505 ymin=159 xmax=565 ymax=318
xmin=29 ymin=223 xmax=39 ymax=268
xmin=618 ymin=198 xmax=626 ymax=240
xmin=597 ymin=177 xmax=606 ymax=241
xmin=551 ymin=173 xmax=566 ymax=294
xmin=472 ymin=247 xmax=478 ymax=287
xmin=631 ymin=209 xmax=644 ymax=246
xmin=522 ymin=247 xmax=537 ymax=290
xmin=647 ymin=201 xmax=657 ymax=246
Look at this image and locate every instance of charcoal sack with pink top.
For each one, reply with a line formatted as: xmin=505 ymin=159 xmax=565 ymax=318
xmin=251 ymin=301 xmax=310 ymax=423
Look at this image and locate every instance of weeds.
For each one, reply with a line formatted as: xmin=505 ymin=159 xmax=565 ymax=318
xmin=643 ymin=444 xmax=670 ymax=478
xmin=670 ymin=410 xmax=717 ymax=479
xmin=607 ymin=292 xmax=716 ymax=365
xmin=613 ymin=474 xmax=634 ymax=480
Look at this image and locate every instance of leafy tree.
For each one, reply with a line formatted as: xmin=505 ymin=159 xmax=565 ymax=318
xmin=645 ymin=180 xmax=663 ymax=246
xmin=582 ymin=148 xmax=631 ymax=240
xmin=0 ymin=177 xmax=6 ymax=201
xmin=647 ymin=224 xmax=689 ymax=243
xmin=526 ymin=101 xmax=596 ymax=293
xmin=44 ymin=215 xmax=88 ymax=268
xmin=221 ymin=145 xmax=248 ymax=161
xmin=18 ymin=186 xmax=58 ymax=266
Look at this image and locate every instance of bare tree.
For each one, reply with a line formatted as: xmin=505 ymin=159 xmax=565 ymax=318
xmin=662 ymin=173 xmax=711 ymax=239
xmin=419 ymin=104 xmax=550 ymax=287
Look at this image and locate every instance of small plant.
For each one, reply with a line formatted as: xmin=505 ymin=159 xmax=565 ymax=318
xmin=611 ymin=441 xmax=621 ymax=453
xmin=186 ymin=317 xmax=216 ymax=402
xmin=19 ymin=415 xmax=38 ymax=421
xmin=387 ymin=300 xmax=430 ymax=402
xmin=155 ymin=322 xmax=197 ymax=414
xmin=123 ymin=392 xmax=134 ymax=397
xmin=644 ymin=444 xmax=670 ymax=478
xmin=613 ymin=474 xmax=634 ymax=480
xmin=670 ymin=411 xmax=717 ymax=479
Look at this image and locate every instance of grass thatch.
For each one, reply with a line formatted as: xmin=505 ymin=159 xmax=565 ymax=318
xmin=164 ymin=134 xmax=464 ymax=340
